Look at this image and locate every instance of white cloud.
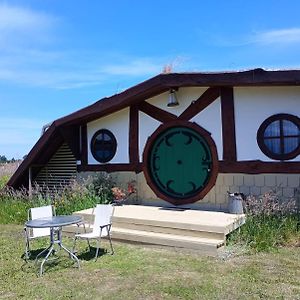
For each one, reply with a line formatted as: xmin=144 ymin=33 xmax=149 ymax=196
xmin=252 ymin=28 xmax=300 ymax=45
xmin=0 ymin=3 xmax=53 ymax=31
xmin=0 ymin=4 xmax=174 ymax=89
xmin=0 ymin=3 xmax=56 ymax=49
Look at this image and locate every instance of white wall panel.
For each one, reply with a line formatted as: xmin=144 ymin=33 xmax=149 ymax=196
xmin=139 ymin=111 xmax=161 ymax=161
xmin=87 ymin=108 xmax=129 ymax=164
xmin=234 ymin=87 xmax=300 ymax=161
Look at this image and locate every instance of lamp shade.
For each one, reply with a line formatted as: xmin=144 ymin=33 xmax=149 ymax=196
xmin=167 ymin=89 xmax=179 ymax=107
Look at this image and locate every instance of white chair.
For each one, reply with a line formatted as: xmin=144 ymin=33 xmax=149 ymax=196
xmin=73 ymin=204 xmax=114 ymax=260
xmin=24 ymin=205 xmax=55 ymax=259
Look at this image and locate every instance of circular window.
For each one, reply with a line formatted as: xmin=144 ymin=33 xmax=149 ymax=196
xmin=91 ymin=129 xmax=117 ymax=163
xmin=143 ymin=121 xmax=218 ymax=205
xmin=257 ymin=114 xmax=300 ymax=160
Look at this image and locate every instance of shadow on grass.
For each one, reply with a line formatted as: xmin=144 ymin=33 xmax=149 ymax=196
xmin=76 ymin=246 xmax=108 ymax=261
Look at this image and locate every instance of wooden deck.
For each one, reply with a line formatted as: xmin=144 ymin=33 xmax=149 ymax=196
xmin=65 ymin=205 xmax=245 ymax=256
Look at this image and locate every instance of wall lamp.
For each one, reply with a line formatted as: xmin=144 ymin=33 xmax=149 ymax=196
xmin=167 ymin=88 xmax=179 ymax=107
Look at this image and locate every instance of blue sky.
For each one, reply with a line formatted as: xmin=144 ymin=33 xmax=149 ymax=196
xmin=1 ymin=0 xmax=300 ymax=159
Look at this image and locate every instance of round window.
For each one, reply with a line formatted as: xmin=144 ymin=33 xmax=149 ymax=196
xmin=91 ymin=129 xmax=117 ymax=163
xmin=257 ymin=114 xmax=300 ymax=160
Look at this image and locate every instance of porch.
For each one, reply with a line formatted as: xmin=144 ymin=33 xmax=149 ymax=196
xmin=64 ymin=205 xmax=245 ymax=256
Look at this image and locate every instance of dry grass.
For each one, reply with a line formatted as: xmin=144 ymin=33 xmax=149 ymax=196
xmin=0 ymin=162 xmax=20 ymax=178
xmin=0 ymin=162 xmax=20 ymax=188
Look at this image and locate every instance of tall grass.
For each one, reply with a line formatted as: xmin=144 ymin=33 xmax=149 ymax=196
xmin=229 ymin=191 xmax=300 ymax=251
xmin=0 ymin=173 xmax=115 ymax=224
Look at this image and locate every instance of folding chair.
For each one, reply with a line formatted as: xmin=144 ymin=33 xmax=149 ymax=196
xmin=24 ymin=205 xmax=55 ymax=259
xmin=73 ymin=204 xmax=114 ymax=261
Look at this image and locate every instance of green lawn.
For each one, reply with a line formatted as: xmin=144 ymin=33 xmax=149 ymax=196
xmin=0 ymin=225 xmax=299 ymax=300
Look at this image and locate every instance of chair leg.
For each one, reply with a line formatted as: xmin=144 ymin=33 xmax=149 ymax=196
xmin=107 ymin=231 xmax=114 ymax=255
xmin=24 ymin=227 xmax=30 ymax=259
xmin=95 ymin=236 xmax=102 ymax=261
xmin=72 ymin=236 xmax=78 ymax=254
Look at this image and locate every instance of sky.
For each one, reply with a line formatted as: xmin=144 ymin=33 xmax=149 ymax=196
xmin=1 ymin=0 xmax=300 ymax=159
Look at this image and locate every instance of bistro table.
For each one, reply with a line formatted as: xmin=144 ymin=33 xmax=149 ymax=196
xmin=25 ymin=215 xmax=83 ymax=276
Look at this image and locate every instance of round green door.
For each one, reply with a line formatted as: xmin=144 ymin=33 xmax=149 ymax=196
xmin=147 ymin=126 xmax=214 ymax=202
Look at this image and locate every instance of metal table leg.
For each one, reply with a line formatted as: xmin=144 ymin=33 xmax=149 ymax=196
xmin=36 ymin=227 xmax=80 ymax=276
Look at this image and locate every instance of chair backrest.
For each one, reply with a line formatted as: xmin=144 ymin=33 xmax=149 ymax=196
xmin=29 ymin=205 xmax=55 ymax=238
xmin=92 ymin=204 xmax=114 ymax=235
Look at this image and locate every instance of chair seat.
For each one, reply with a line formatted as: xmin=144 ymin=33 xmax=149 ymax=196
xmin=76 ymin=227 xmax=109 ymax=239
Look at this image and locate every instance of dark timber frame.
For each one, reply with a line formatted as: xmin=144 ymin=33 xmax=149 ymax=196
xmin=8 ymin=68 xmax=300 ymax=189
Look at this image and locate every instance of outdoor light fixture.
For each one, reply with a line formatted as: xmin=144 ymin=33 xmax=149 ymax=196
xmin=167 ymin=89 xmax=179 ymax=107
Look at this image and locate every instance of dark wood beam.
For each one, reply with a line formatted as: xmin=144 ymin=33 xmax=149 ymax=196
xmin=219 ymin=160 xmax=300 ymax=174
xmin=138 ymin=101 xmax=177 ymax=123
xmin=81 ymin=124 xmax=88 ymax=166
xmin=179 ymin=87 xmax=220 ymax=121
xmin=77 ymin=163 xmax=143 ymax=173
xmin=129 ymin=105 xmax=139 ymax=166
xmin=220 ymin=87 xmax=237 ymax=161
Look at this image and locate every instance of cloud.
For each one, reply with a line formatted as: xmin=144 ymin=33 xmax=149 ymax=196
xmin=251 ymin=28 xmax=300 ymax=45
xmin=0 ymin=4 xmax=181 ymax=89
xmin=0 ymin=3 xmax=53 ymax=31
xmin=0 ymin=3 xmax=56 ymax=49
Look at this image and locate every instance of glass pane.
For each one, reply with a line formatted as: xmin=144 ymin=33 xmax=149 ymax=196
xmin=284 ymin=137 xmax=299 ymax=153
xmin=264 ymin=120 xmax=280 ymax=137
xmin=282 ymin=120 xmax=299 ymax=136
xmin=264 ymin=138 xmax=281 ymax=154
xmin=103 ymin=133 xmax=111 ymax=141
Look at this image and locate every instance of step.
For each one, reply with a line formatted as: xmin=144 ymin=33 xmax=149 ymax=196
xmin=112 ymin=221 xmax=225 ymax=240
xmin=111 ymin=227 xmax=224 ymax=256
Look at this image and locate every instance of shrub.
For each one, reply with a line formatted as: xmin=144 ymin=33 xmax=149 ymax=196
xmin=229 ymin=190 xmax=300 ymax=252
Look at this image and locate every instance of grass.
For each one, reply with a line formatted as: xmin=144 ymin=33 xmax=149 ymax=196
xmin=0 ymin=225 xmax=300 ymax=300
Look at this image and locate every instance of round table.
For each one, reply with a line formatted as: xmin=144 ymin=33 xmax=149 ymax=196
xmin=25 ymin=215 xmax=83 ymax=276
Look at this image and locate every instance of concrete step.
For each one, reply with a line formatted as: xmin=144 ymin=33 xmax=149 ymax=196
xmin=111 ymin=227 xmax=224 ymax=256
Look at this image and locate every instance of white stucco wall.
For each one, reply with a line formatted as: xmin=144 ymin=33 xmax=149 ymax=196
xmin=234 ymin=87 xmax=300 ymax=161
xmin=87 ymin=108 xmax=129 ymax=164
xmin=191 ymin=98 xmax=222 ymax=159
xmin=139 ymin=111 xmax=161 ymax=162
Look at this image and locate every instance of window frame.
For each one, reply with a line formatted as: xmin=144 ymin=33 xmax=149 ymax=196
xmin=90 ymin=129 xmax=117 ymax=163
xmin=257 ymin=113 xmax=300 ymax=161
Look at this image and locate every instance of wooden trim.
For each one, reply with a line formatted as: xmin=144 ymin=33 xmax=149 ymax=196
xmin=142 ymin=120 xmax=219 ymax=205
xmin=220 ymin=87 xmax=237 ymax=161
xmin=179 ymin=87 xmax=220 ymax=121
xmin=77 ymin=163 xmax=143 ymax=173
xmin=219 ymin=160 xmax=300 ymax=174
xmin=129 ymin=105 xmax=140 ymax=165
xmin=81 ymin=124 xmax=88 ymax=166
xmin=138 ymin=101 xmax=177 ymax=123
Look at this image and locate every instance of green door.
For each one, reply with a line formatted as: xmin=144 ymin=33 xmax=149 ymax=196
xmin=148 ymin=126 xmax=213 ymax=200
